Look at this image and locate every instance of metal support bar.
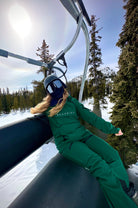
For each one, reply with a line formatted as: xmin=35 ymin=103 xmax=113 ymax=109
xmin=59 ymin=0 xmax=91 ymax=102
xmin=76 ymin=0 xmax=91 ymax=26
xmin=49 ymin=12 xmax=83 ymax=68
xmin=60 ymin=0 xmax=79 ymax=22
xmin=64 ymin=13 xmax=83 ymax=54
xmin=0 ymin=49 xmax=48 ymax=68
xmin=78 ymin=21 xmax=90 ymax=102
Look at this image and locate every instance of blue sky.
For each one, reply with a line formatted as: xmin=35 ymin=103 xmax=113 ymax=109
xmin=0 ymin=0 xmax=125 ymax=92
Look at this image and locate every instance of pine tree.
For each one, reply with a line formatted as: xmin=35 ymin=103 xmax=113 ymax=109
xmin=107 ymin=0 xmax=138 ymax=167
xmin=13 ymin=96 xmax=19 ymax=110
xmin=89 ymin=16 xmax=102 ymax=81
xmin=2 ymin=89 xmax=10 ymax=113
xmin=36 ymin=39 xmax=54 ymax=78
xmin=103 ymin=67 xmax=117 ymax=96
xmin=89 ymin=15 xmax=106 ymax=113
xmin=83 ymin=80 xmax=89 ymax=100
xmin=33 ymin=81 xmax=46 ymax=105
xmin=32 ymin=40 xmax=54 ymax=102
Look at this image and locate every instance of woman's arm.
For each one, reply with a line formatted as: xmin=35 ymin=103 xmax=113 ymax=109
xmin=71 ymin=96 xmax=120 ymax=135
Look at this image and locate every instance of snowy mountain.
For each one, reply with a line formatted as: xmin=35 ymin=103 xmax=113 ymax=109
xmin=70 ymin=75 xmax=82 ymax=83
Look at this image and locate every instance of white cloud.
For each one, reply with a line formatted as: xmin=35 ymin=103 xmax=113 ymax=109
xmin=0 ymin=58 xmax=43 ymax=92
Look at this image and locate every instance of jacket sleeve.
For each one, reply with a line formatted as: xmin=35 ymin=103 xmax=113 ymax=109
xmin=71 ymin=97 xmax=120 ymax=134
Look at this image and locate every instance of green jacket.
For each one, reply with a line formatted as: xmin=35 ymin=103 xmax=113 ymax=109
xmin=45 ymin=96 xmax=120 ymax=151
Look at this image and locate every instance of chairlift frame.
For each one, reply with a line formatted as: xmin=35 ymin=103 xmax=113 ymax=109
xmin=0 ymin=0 xmax=91 ymax=102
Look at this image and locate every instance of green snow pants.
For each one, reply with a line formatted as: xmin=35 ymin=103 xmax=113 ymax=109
xmin=60 ymin=134 xmax=137 ymax=208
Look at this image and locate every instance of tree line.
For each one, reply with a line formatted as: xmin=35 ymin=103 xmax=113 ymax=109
xmin=0 ymin=69 xmax=115 ymax=115
xmin=0 ymin=88 xmax=34 ymax=114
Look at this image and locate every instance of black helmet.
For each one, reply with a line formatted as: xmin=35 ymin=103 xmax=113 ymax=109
xmin=44 ymin=75 xmax=66 ymax=94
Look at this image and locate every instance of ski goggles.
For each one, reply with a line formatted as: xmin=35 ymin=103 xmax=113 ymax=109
xmin=46 ymin=79 xmax=63 ymax=94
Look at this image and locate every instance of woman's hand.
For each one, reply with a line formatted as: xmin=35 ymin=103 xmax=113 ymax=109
xmin=115 ymin=129 xmax=123 ymax=136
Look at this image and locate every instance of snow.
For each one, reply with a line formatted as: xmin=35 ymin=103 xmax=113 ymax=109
xmin=128 ymin=164 xmax=138 ymax=177
xmin=0 ymin=99 xmax=137 ymax=208
xmin=0 ymin=109 xmax=33 ymax=127
xmin=82 ymin=97 xmax=114 ymax=122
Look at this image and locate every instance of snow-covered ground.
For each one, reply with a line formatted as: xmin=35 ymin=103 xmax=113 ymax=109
xmin=0 ymin=99 xmax=137 ymax=208
xmin=0 ymin=109 xmax=33 ymax=127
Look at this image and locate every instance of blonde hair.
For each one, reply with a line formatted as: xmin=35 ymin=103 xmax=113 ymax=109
xmin=30 ymin=89 xmax=69 ymax=117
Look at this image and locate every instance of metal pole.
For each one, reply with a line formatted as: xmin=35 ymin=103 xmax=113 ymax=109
xmin=49 ymin=12 xmax=83 ymax=67
xmin=78 ymin=21 xmax=90 ymax=102
xmin=0 ymin=49 xmax=48 ymax=67
xmin=63 ymin=13 xmax=83 ymax=54
xmin=59 ymin=0 xmax=90 ymax=102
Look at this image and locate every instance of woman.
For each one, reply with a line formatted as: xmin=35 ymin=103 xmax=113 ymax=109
xmin=31 ymin=75 xmax=138 ymax=208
